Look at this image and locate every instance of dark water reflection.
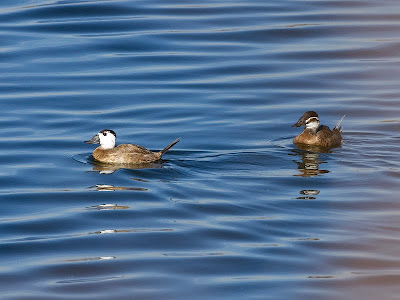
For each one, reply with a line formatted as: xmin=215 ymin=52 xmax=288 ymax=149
xmin=291 ymin=148 xmax=331 ymax=177
xmin=1 ymin=0 xmax=400 ymax=299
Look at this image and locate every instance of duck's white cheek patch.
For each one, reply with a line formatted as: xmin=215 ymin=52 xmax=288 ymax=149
xmin=306 ymin=122 xmax=318 ymax=129
xmin=99 ymin=134 xmax=116 ymax=149
xmin=305 ymin=120 xmax=320 ymax=133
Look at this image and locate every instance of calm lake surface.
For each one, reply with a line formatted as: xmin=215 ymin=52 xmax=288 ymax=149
xmin=1 ymin=0 xmax=400 ymax=299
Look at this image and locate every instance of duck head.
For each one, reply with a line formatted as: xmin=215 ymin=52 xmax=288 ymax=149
xmin=292 ymin=111 xmax=320 ymax=132
xmin=85 ymin=129 xmax=117 ymax=149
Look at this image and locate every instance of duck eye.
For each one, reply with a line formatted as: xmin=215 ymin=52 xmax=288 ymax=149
xmin=103 ymin=132 xmax=107 ymax=136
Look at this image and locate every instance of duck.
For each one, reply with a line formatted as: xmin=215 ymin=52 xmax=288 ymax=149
xmin=85 ymin=129 xmax=180 ymax=164
xmin=292 ymin=111 xmax=345 ymax=148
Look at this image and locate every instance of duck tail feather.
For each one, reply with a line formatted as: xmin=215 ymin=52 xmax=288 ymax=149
xmin=334 ymin=115 xmax=345 ymax=131
xmin=160 ymin=138 xmax=180 ymax=155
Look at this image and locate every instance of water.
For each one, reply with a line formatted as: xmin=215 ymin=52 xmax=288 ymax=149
xmin=1 ymin=0 xmax=400 ymax=299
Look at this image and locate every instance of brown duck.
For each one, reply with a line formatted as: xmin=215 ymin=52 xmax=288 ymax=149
xmin=85 ymin=129 xmax=180 ymax=164
xmin=292 ymin=111 xmax=345 ymax=148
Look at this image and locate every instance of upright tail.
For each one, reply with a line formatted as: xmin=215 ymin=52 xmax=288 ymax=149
xmin=160 ymin=138 xmax=180 ymax=155
xmin=334 ymin=115 xmax=345 ymax=131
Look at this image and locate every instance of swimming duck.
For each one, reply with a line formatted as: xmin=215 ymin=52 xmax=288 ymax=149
xmin=85 ymin=129 xmax=180 ymax=164
xmin=292 ymin=111 xmax=345 ymax=148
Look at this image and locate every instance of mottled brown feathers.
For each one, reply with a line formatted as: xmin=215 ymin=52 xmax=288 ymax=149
xmin=293 ymin=126 xmax=342 ymax=148
xmin=88 ymin=134 xmax=180 ymax=164
xmin=92 ymin=145 xmax=162 ymax=164
xmin=116 ymin=144 xmax=153 ymax=154
xmin=293 ymin=112 xmax=344 ymax=149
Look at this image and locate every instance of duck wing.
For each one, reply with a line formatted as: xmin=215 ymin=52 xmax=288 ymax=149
xmin=316 ymin=125 xmax=342 ymax=147
xmin=116 ymin=144 xmax=154 ymax=154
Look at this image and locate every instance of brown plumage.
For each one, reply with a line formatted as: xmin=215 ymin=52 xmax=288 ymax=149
xmin=85 ymin=129 xmax=180 ymax=164
xmin=292 ymin=111 xmax=344 ymax=149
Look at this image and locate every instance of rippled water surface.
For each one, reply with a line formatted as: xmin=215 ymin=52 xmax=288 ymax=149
xmin=2 ymin=0 xmax=400 ymax=299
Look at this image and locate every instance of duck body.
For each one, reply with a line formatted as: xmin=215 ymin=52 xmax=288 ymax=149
xmin=92 ymin=144 xmax=162 ymax=164
xmin=292 ymin=111 xmax=344 ymax=149
xmin=85 ymin=129 xmax=180 ymax=164
xmin=293 ymin=125 xmax=342 ymax=148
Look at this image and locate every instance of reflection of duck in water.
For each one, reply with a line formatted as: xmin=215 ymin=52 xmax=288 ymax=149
xmin=292 ymin=150 xmax=329 ymax=177
xmin=90 ymin=161 xmax=163 ymax=174
xmin=292 ymin=111 xmax=345 ymax=149
xmin=297 ymin=189 xmax=320 ymax=200
xmin=85 ymin=129 xmax=180 ymax=164
xmin=90 ymin=184 xmax=148 ymax=192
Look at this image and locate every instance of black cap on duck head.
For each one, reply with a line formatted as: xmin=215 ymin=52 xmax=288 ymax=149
xmin=292 ymin=111 xmax=319 ymax=127
xmin=99 ymin=129 xmax=116 ymax=139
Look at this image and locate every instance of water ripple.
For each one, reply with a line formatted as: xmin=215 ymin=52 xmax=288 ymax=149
xmin=1 ymin=0 xmax=400 ymax=299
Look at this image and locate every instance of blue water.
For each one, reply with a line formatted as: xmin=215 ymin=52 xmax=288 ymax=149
xmin=2 ymin=1 xmax=400 ymax=299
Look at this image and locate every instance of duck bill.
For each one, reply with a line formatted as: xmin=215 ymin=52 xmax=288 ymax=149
xmin=84 ymin=134 xmax=100 ymax=144
xmin=292 ymin=119 xmax=305 ymax=127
